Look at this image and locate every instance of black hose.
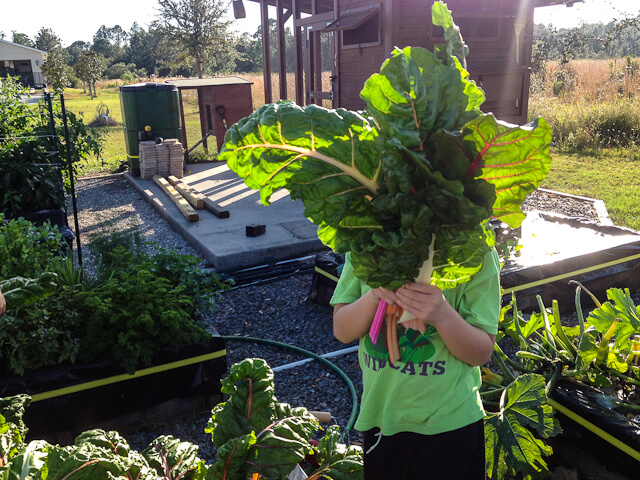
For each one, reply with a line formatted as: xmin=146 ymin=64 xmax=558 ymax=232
xmin=220 ymin=335 xmax=359 ymax=443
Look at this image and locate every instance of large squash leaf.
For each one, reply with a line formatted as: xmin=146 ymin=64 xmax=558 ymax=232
xmin=485 ymin=374 xmax=561 ymax=480
xmin=308 ymin=425 xmax=364 ymax=480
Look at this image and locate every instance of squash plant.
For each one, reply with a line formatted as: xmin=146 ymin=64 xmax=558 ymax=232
xmin=482 ymin=283 xmax=640 ymax=479
xmin=0 ymin=358 xmax=363 ymax=480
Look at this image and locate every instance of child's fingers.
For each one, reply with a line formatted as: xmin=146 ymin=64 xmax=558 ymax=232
xmin=400 ymin=282 xmax=441 ymax=294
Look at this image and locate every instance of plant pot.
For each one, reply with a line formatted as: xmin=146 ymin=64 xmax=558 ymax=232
xmin=0 ymin=336 xmax=227 ymax=443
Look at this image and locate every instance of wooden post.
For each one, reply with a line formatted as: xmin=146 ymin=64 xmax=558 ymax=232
xmin=276 ymin=0 xmax=287 ymax=100
xmin=292 ymin=0 xmax=304 ymax=105
xmin=261 ymin=0 xmax=272 ymax=104
xmin=153 ymin=175 xmax=199 ymax=222
xmin=178 ymin=89 xmax=189 ymax=163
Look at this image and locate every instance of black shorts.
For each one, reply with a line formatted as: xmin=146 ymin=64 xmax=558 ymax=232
xmin=362 ymin=419 xmax=486 ymax=480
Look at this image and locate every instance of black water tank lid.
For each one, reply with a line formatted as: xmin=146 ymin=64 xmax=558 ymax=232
xmin=119 ymin=82 xmax=178 ymax=92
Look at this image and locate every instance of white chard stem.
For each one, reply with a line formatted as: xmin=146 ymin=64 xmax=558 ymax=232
xmin=399 ymin=233 xmax=436 ymax=323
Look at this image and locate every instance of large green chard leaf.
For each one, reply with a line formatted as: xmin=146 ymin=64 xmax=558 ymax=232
xmin=207 ymin=358 xmax=281 ymax=447
xmin=142 ymin=435 xmax=207 ymax=480
xmin=0 ymin=274 xmax=58 ymax=311
xmin=431 ymin=1 xmax=469 ymax=67
xmin=0 ymin=395 xmax=31 ymax=468
xmin=309 ymin=425 xmax=363 ymax=480
xmin=1 ymin=440 xmax=49 ymax=480
xmin=360 ymin=45 xmax=483 ymax=150
xmin=39 ymin=430 xmax=154 ymax=480
xmin=438 ymin=115 xmax=552 ymax=227
xmin=205 ymin=434 xmax=256 ymax=480
xmin=485 ymin=374 xmax=561 ymax=480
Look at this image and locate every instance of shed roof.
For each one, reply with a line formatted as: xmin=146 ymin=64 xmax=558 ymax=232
xmin=0 ymin=38 xmax=47 ymax=55
xmin=244 ymin=0 xmax=584 ymax=13
xmin=166 ymin=77 xmax=253 ymax=89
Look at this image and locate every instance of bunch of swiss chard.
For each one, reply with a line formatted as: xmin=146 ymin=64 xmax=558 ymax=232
xmin=219 ymin=2 xmax=551 ymax=299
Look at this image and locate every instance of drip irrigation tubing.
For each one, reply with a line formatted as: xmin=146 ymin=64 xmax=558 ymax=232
xmin=220 ymin=335 xmax=359 ymax=443
xmin=215 ymin=255 xmax=319 ymax=290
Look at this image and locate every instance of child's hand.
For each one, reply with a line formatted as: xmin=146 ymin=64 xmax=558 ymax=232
xmin=368 ymin=286 xmax=399 ymax=307
xmin=395 ymin=282 xmax=455 ymax=327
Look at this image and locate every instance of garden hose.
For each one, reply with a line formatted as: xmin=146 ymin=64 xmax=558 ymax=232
xmin=220 ymin=335 xmax=359 ymax=443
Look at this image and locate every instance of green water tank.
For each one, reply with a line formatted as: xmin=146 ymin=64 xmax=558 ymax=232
xmin=119 ymin=82 xmax=183 ymax=176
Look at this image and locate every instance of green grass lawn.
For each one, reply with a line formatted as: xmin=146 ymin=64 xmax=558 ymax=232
xmin=542 ymin=149 xmax=640 ymax=231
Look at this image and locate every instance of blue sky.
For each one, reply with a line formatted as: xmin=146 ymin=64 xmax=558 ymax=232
xmin=1 ymin=0 xmax=638 ymax=48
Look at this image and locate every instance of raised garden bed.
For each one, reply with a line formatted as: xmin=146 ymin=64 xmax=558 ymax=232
xmin=497 ymin=189 xmax=640 ymax=312
xmin=0 ymin=336 xmax=227 ymax=443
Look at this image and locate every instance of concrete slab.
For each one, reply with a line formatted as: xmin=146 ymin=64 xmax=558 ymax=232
xmin=124 ymin=162 xmax=327 ymax=272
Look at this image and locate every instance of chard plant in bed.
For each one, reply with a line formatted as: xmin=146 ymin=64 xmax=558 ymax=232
xmin=220 ymin=2 xmax=554 ymax=478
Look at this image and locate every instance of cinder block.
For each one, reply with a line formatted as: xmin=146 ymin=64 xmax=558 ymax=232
xmin=246 ymin=224 xmax=266 ymax=237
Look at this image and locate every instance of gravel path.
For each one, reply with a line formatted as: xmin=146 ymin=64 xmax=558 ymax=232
xmin=68 ymin=175 xmax=610 ymax=465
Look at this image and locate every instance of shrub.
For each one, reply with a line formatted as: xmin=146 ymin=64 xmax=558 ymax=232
xmin=0 ymin=215 xmax=67 ymax=280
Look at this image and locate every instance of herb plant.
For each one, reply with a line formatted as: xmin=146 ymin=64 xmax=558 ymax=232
xmin=0 ymin=218 xmax=228 ymax=376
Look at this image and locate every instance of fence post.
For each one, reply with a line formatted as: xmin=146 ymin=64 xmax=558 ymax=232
xmin=59 ymin=93 xmax=83 ymax=266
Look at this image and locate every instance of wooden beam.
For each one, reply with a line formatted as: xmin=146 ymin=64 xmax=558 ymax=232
xmin=153 ymin=175 xmax=199 ymax=222
xmin=166 ymin=175 xmax=205 ymax=209
xmin=276 ymin=0 xmax=287 ymax=100
xmin=203 ymin=197 xmax=230 ymax=219
xmin=261 ymin=0 xmax=272 ymax=104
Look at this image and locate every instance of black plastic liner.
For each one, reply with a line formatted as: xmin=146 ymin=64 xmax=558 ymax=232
xmin=0 ymin=337 xmax=226 ymax=441
xmin=499 ymin=214 xmax=640 ymax=312
xmin=550 ymin=380 xmax=640 ymax=478
xmin=306 ymin=252 xmax=344 ymax=305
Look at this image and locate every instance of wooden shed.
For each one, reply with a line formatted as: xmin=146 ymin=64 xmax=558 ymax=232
xmin=166 ymin=77 xmax=253 ymax=157
xmin=243 ymin=0 xmax=582 ymax=125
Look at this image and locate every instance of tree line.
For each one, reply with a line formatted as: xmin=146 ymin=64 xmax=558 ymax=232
xmin=2 ymin=0 xmax=639 ymax=96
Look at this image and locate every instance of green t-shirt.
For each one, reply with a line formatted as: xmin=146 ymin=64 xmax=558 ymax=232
xmin=330 ymin=249 xmax=501 ymax=436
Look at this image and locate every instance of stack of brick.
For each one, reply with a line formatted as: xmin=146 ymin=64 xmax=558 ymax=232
xmin=139 ymin=139 xmax=184 ymax=180
xmin=139 ymin=141 xmax=158 ymax=180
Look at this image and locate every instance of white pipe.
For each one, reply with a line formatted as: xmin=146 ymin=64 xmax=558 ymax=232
xmin=272 ymin=345 xmax=360 ymax=372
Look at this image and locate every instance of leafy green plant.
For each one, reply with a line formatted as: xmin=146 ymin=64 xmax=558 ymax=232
xmin=484 ymin=374 xmax=561 ymax=480
xmin=0 ymin=215 xmax=228 ymax=376
xmin=481 ymin=283 xmax=640 ymax=478
xmin=0 ymin=359 xmax=364 ymax=480
xmin=0 ymin=138 xmax=65 ymax=215
xmin=0 ymin=76 xmax=32 ymax=138
xmin=0 ymin=76 xmax=102 ymax=217
xmin=75 ymin=269 xmax=210 ymax=374
xmin=0 ymin=214 xmax=67 ymax=280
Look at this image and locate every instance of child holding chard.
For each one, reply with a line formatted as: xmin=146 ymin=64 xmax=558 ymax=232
xmin=331 ymin=248 xmax=501 ymax=480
